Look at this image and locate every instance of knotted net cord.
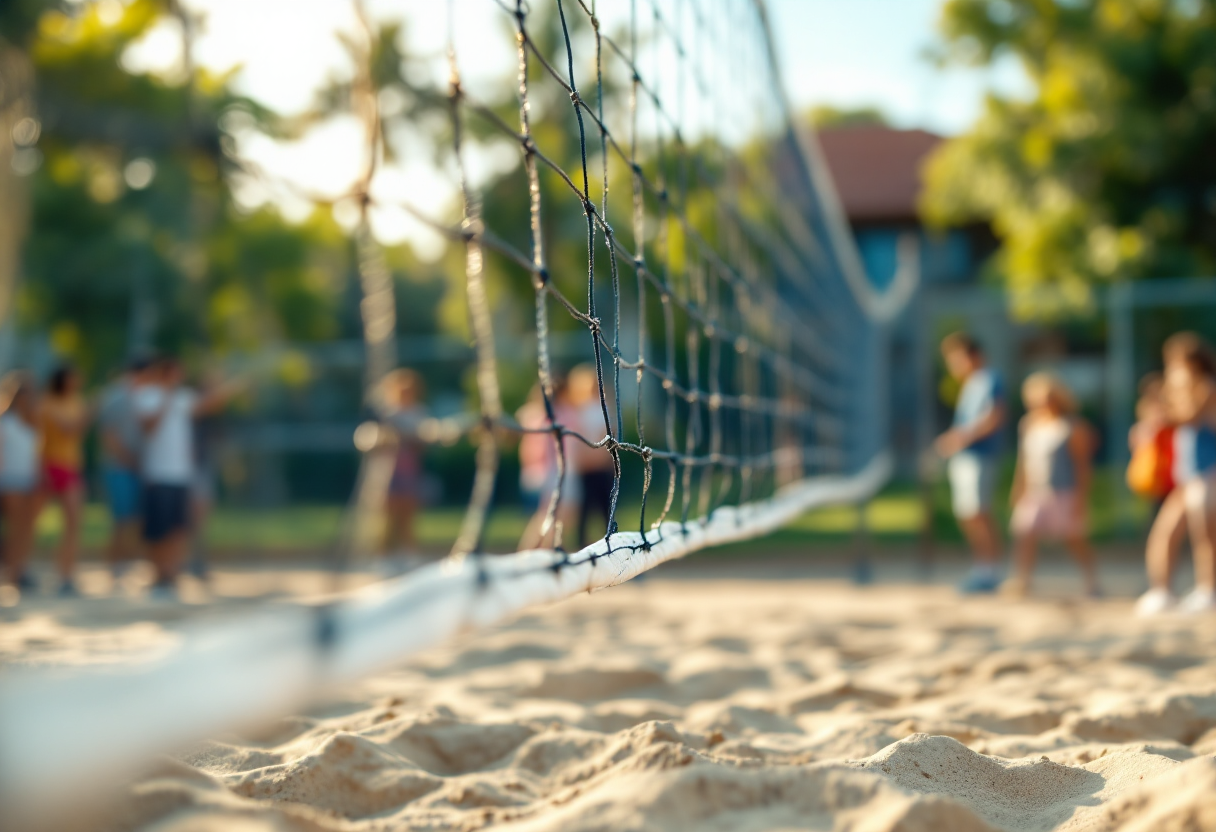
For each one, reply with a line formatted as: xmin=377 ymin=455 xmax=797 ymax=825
xmin=0 ymin=4 xmax=901 ymax=819
xmin=220 ymin=0 xmax=885 ymax=587
xmin=423 ymin=0 xmax=869 ymax=564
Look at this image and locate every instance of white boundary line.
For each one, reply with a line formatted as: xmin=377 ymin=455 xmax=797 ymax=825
xmin=0 ymin=453 xmax=890 ymax=820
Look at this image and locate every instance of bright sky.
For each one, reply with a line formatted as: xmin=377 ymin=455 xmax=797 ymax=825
xmin=122 ymin=0 xmax=1029 ymax=252
xmin=769 ymin=0 xmax=1029 ymax=133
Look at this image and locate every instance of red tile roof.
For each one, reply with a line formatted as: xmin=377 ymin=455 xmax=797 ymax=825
xmin=816 ymin=126 xmax=943 ymax=223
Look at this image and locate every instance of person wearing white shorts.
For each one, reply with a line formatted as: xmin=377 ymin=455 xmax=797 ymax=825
xmin=948 ymin=452 xmax=996 ymax=520
xmin=935 ymin=333 xmax=1007 ymax=594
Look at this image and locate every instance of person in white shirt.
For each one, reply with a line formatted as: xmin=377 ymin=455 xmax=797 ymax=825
xmin=935 ymin=332 xmax=1007 ymax=594
xmin=0 ymin=375 xmax=41 ymax=593
xmin=98 ymin=357 xmax=153 ymax=581
xmin=134 ymin=358 xmax=244 ymax=594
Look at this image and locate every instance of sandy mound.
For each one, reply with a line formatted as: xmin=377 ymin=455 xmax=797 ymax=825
xmin=1097 ymin=755 xmax=1216 ymax=831
xmin=14 ymin=579 xmax=1216 ymax=830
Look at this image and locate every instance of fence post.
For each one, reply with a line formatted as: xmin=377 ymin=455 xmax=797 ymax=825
xmin=851 ymin=499 xmax=873 ymax=584
xmin=1106 ymin=282 xmax=1135 ymax=537
xmin=913 ymin=290 xmax=937 ymax=578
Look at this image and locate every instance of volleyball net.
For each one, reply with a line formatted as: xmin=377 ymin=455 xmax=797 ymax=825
xmin=0 ymin=0 xmax=913 ymax=820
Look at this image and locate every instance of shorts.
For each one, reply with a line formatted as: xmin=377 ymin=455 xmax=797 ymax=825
xmin=389 ymin=472 xmax=440 ymax=504
xmin=1011 ymin=490 xmax=1083 ymax=540
xmin=948 ymin=453 xmax=996 ymax=520
xmin=0 ymin=473 xmax=37 ymax=494
xmin=44 ymin=463 xmax=82 ymax=495
xmin=389 ymin=470 xmax=423 ymax=498
xmin=1182 ymin=470 xmax=1216 ymax=515
xmin=143 ymin=484 xmax=191 ymax=542
xmin=520 ymin=486 xmax=541 ymax=515
xmin=103 ymin=467 xmax=142 ymax=521
xmin=390 ymin=448 xmax=422 ymax=498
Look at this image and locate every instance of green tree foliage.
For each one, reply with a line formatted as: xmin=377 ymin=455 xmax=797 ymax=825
xmin=922 ymin=0 xmax=1216 ymax=309
xmin=807 ymin=104 xmax=890 ymax=129
xmin=444 ymin=6 xmax=793 ymax=418
xmin=2 ymin=0 xmax=353 ymax=376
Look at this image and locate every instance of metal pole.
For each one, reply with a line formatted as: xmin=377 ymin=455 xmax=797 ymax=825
xmin=914 ymin=288 xmax=938 ymax=580
xmin=851 ymin=499 xmax=873 ymax=584
xmin=1106 ymin=282 xmax=1135 ymax=537
xmin=852 ymin=310 xmax=886 ymax=585
xmin=0 ymin=47 xmax=33 ymax=372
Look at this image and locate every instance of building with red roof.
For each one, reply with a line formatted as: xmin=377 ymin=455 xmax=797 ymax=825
xmin=817 ymin=125 xmax=993 ymax=289
xmin=817 ymin=125 xmax=996 ymax=470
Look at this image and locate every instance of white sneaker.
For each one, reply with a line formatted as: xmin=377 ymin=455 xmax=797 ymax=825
xmin=375 ymin=557 xmax=402 ymax=578
xmin=1178 ymin=588 xmax=1216 ymax=615
xmin=376 ymin=554 xmax=426 ymax=578
xmin=1135 ymin=587 xmax=1176 ymax=617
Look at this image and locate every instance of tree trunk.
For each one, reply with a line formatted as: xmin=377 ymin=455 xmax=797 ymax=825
xmin=0 ymin=45 xmax=32 ymax=368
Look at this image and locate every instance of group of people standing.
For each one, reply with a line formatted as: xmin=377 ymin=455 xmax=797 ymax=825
xmin=937 ymin=330 xmax=1216 ymax=613
xmin=367 ymin=364 xmax=616 ymax=564
xmin=0 ymin=357 xmax=241 ymax=599
xmin=12 ymin=334 xmax=1210 ymax=607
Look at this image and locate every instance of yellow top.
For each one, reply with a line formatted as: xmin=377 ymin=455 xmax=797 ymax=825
xmin=40 ymin=395 xmax=86 ymax=470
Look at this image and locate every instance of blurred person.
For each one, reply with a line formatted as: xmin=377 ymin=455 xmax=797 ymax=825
xmin=517 ymin=385 xmax=551 ymax=517
xmin=568 ymin=364 xmax=616 ymax=548
xmin=0 ymin=375 xmax=41 ymax=593
xmin=1129 ymin=373 xmax=1168 ymax=452
xmin=934 ymin=332 xmax=1007 ymax=594
xmin=378 ymin=369 xmax=429 ymax=562
xmin=1137 ymin=332 xmax=1216 ymax=616
xmin=39 ymin=365 xmax=90 ymax=596
xmin=135 ymin=358 xmax=245 ymax=597
xmin=1126 ymin=372 xmax=1175 ymax=506
xmin=188 ymin=366 xmax=227 ymax=580
xmin=518 ymin=377 xmax=581 ymax=551
xmin=775 ymin=391 xmax=806 ymax=488
xmin=98 ymin=357 xmax=152 ymax=581
xmin=1006 ymin=373 xmax=1099 ymax=598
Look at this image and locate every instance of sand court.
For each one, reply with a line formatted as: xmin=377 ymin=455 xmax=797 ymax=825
xmin=5 ymin=567 xmax=1216 ymax=831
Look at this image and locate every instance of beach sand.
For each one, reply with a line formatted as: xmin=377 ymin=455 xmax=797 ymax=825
xmin=6 ymin=564 xmax=1216 ymax=831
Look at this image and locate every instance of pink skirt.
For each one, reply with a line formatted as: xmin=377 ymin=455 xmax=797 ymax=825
xmin=1011 ymin=490 xmax=1084 ymax=540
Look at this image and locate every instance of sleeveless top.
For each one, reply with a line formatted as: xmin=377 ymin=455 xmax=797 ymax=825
xmin=40 ymin=395 xmax=86 ymax=470
xmin=1022 ymin=417 xmax=1075 ymax=493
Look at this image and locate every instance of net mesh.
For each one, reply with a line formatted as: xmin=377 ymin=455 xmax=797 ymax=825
xmin=349 ymin=0 xmax=882 ymax=564
xmin=0 ymin=0 xmax=902 ymax=816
